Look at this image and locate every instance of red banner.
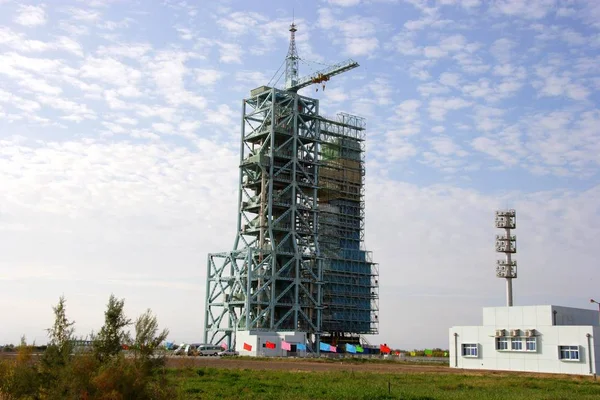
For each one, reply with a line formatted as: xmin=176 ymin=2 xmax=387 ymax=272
xmin=243 ymin=342 xmax=252 ymax=351
xmin=265 ymin=341 xmax=276 ymax=349
xmin=380 ymin=344 xmax=391 ymax=354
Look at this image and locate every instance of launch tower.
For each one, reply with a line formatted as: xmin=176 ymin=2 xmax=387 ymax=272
xmin=203 ymin=23 xmax=378 ymax=352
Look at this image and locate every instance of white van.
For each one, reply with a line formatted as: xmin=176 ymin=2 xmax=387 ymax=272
xmin=196 ymin=344 xmax=223 ymax=356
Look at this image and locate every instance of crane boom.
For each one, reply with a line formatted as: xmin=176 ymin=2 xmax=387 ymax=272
xmin=286 ymin=59 xmax=359 ymax=92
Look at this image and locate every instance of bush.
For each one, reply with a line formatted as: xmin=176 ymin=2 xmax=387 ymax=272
xmin=0 ymin=295 xmax=175 ymax=400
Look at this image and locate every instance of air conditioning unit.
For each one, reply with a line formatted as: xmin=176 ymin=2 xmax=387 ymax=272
xmin=525 ymin=329 xmax=536 ymax=337
xmin=510 ymin=329 xmax=520 ymax=337
xmin=495 ymin=329 xmax=505 ymax=337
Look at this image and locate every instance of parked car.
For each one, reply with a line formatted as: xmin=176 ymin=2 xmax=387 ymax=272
xmin=195 ymin=344 xmax=223 ymax=356
xmin=218 ymin=349 xmax=239 ymax=357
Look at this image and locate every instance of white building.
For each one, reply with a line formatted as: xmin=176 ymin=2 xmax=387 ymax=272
xmin=449 ymin=305 xmax=600 ymax=375
xmin=235 ymin=330 xmax=307 ymax=357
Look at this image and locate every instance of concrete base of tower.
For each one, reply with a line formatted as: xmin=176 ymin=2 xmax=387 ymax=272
xmin=235 ymin=330 xmax=308 ymax=357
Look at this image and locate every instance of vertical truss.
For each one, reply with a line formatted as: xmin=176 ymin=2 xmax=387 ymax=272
xmin=205 ymin=87 xmax=323 ymax=346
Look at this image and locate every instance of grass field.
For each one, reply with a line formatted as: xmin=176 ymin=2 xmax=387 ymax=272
xmin=169 ymin=366 xmax=600 ymax=400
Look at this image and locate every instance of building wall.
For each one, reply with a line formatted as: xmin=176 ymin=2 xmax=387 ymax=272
xmin=235 ymin=331 xmax=307 ymax=357
xmin=482 ymin=305 xmax=599 ymax=327
xmin=450 ymin=306 xmax=600 ymax=375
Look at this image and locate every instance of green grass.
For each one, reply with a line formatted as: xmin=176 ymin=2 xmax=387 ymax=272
xmin=168 ymin=367 xmax=600 ymax=399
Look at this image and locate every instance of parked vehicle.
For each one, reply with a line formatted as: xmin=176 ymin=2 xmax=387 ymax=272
xmin=173 ymin=343 xmax=189 ymax=356
xmin=218 ymin=349 xmax=239 ymax=357
xmin=196 ymin=344 xmax=223 ymax=356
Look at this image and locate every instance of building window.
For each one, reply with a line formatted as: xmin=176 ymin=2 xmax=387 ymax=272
xmin=526 ymin=337 xmax=537 ymax=352
xmin=496 ymin=337 xmax=508 ymax=351
xmin=559 ymin=345 xmax=580 ymax=361
xmin=461 ymin=343 xmax=478 ymax=357
xmin=511 ymin=338 xmax=523 ymax=351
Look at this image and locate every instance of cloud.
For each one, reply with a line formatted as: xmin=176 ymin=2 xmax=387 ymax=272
xmin=146 ymin=51 xmax=207 ymax=109
xmin=489 ymin=38 xmax=516 ymax=63
xmin=217 ymin=42 xmax=243 ymax=64
xmin=96 ymin=43 xmax=152 ymax=59
xmin=80 ymin=57 xmax=142 ymax=88
xmin=196 ymin=69 xmax=225 ymax=86
xmin=428 ymin=97 xmax=471 ymax=121
xmin=533 ymin=65 xmax=590 ymax=101
xmin=472 ymin=109 xmax=600 ymax=176
xmin=392 ymin=99 xmax=422 ymax=135
xmin=216 ymin=11 xmax=268 ymax=36
xmin=317 ymin=8 xmax=380 ymax=56
xmin=328 ymin=0 xmax=361 ymax=6
xmin=439 ymin=72 xmax=461 ymax=87
xmin=64 ymin=7 xmax=102 ymax=22
xmin=0 ymin=27 xmax=83 ymax=56
xmin=491 ymin=0 xmax=556 ymax=20
xmin=15 ymin=5 xmax=47 ymax=27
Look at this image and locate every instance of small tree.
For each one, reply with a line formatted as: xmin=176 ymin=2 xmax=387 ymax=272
xmin=134 ymin=309 xmax=169 ymax=371
xmin=93 ymin=294 xmax=131 ymax=361
xmin=47 ymin=296 xmax=75 ymax=352
xmin=133 ymin=309 xmax=169 ymax=370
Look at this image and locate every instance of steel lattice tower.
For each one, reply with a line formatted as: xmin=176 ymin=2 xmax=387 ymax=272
xmin=203 ymin=23 xmax=378 ymax=351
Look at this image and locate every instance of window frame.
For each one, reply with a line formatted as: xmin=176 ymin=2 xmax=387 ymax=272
xmin=511 ymin=338 xmax=523 ymax=351
xmin=496 ymin=337 xmax=509 ymax=351
xmin=525 ymin=337 xmax=537 ymax=352
xmin=558 ymin=345 xmax=580 ymax=361
xmin=461 ymin=343 xmax=478 ymax=358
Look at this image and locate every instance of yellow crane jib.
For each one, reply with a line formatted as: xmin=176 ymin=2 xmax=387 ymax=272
xmin=287 ymin=59 xmax=359 ymax=92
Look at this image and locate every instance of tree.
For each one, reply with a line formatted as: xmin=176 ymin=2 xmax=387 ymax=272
xmin=47 ymin=296 xmax=75 ymax=352
xmin=39 ymin=296 xmax=77 ymax=396
xmin=134 ymin=309 xmax=169 ymax=360
xmin=93 ymin=294 xmax=131 ymax=361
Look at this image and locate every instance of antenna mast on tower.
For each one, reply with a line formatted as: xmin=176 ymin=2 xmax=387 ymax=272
xmin=495 ymin=210 xmax=517 ymax=306
xmin=285 ymin=23 xmax=299 ymax=88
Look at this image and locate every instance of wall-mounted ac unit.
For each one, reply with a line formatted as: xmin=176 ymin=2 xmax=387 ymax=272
xmin=495 ymin=329 xmax=505 ymax=337
xmin=510 ymin=329 xmax=520 ymax=337
xmin=525 ymin=329 xmax=536 ymax=337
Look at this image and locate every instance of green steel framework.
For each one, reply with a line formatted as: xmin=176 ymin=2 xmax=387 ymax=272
xmin=203 ymin=84 xmax=378 ymax=350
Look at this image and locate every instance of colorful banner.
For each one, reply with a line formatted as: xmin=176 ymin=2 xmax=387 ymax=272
xmin=380 ymin=344 xmax=391 ymax=354
xmin=444 ymin=351 xmax=448 ymax=357
xmin=220 ymin=342 xmax=227 ymax=350
xmin=243 ymin=342 xmax=252 ymax=351
xmin=296 ymin=343 xmax=306 ymax=351
xmin=330 ymin=345 xmax=337 ymax=353
xmin=319 ymin=342 xmax=331 ymax=352
xmin=410 ymin=351 xmax=416 ymax=356
xmin=281 ymin=341 xmax=291 ymax=351
xmin=265 ymin=341 xmax=276 ymax=349
xmin=424 ymin=349 xmax=433 ymax=356
xmin=356 ymin=345 xmax=364 ymax=353
xmin=346 ymin=344 xmax=356 ymax=353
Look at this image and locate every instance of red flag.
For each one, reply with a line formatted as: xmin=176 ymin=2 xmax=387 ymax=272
xmin=243 ymin=342 xmax=252 ymax=351
xmin=265 ymin=341 xmax=276 ymax=349
xmin=380 ymin=344 xmax=391 ymax=354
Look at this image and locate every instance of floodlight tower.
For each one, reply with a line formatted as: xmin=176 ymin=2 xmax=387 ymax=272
xmin=495 ymin=210 xmax=517 ymax=306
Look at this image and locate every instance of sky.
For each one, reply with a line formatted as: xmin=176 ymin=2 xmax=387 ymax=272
xmin=0 ymin=0 xmax=599 ymax=350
